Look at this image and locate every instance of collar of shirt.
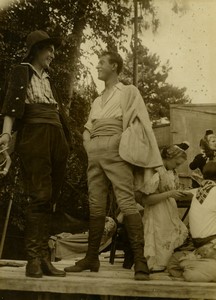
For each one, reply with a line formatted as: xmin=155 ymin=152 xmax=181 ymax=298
xmin=100 ymin=81 xmax=124 ymax=96
xmin=21 ymin=62 xmax=49 ymax=80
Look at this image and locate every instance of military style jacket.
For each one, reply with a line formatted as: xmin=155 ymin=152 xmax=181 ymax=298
xmin=0 ymin=64 xmax=71 ymax=145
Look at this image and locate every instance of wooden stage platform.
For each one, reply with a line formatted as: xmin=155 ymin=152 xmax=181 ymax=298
xmin=1 ymin=256 xmax=216 ymax=300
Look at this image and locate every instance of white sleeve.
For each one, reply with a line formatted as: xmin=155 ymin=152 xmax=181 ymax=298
xmin=203 ymin=187 xmax=216 ymax=212
xmin=84 ymin=104 xmax=94 ymax=132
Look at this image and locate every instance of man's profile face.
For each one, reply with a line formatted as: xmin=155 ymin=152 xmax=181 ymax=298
xmin=97 ymin=55 xmax=116 ymax=81
xmin=34 ymin=44 xmax=55 ymax=69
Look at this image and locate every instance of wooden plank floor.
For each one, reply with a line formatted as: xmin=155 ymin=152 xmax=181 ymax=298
xmin=0 ymin=256 xmax=216 ymax=299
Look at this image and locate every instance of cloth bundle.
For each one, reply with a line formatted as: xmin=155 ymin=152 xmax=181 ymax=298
xmin=168 ymin=241 xmax=216 ymax=282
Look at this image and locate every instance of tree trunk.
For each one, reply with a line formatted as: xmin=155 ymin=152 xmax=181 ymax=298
xmin=67 ymin=0 xmax=93 ymax=108
xmin=133 ymin=0 xmax=138 ymax=87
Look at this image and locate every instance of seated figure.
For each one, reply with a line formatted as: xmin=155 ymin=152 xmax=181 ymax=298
xmin=189 ymin=161 xmax=216 ymax=248
xmin=123 ymin=144 xmax=190 ymax=272
xmin=190 ymin=130 xmax=216 ymax=187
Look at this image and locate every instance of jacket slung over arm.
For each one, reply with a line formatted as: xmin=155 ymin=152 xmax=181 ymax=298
xmin=119 ymin=84 xmax=163 ymax=169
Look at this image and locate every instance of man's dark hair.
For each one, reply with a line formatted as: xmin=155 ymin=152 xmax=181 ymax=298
xmin=100 ymin=51 xmax=123 ymax=74
xmin=203 ymin=162 xmax=216 ymax=181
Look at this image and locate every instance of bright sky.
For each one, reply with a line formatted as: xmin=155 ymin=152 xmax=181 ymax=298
xmin=0 ymin=0 xmax=9 ymax=8
xmin=84 ymin=0 xmax=216 ymax=104
xmin=142 ymin=0 xmax=216 ymax=104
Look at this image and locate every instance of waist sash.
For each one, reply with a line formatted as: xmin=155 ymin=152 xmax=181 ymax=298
xmin=23 ymin=104 xmax=62 ymax=127
xmin=90 ymin=118 xmax=123 ymax=138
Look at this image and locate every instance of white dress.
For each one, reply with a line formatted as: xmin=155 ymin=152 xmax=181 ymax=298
xmin=141 ymin=170 xmax=188 ymax=271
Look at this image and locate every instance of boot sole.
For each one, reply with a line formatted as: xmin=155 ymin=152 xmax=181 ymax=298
xmin=64 ymin=267 xmax=99 ymax=272
xmin=134 ymin=273 xmax=149 ymax=281
xmin=26 ymin=273 xmax=43 ymax=278
xmin=42 ymin=273 xmax=66 ymax=277
xmin=123 ymin=262 xmax=134 ymax=269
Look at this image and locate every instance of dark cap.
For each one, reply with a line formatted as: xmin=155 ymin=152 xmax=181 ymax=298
xmin=205 ymin=129 xmax=214 ymax=136
xmin=24 ymin=30 xmax=62 ymax=60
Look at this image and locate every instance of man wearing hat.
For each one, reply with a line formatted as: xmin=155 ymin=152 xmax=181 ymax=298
xmin=0 ymin=30 xmax=70 ymax=277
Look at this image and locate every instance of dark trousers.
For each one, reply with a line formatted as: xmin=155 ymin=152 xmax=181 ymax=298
xmin=17 ymin=123 xmax=69 ymax=213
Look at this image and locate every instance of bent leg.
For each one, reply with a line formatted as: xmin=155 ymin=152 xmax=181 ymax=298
xmin=103 ymin=152 xmax=149 ymax=280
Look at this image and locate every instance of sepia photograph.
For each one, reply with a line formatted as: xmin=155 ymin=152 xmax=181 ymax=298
xmin=0 ymin=0 xmax=216 ymax=299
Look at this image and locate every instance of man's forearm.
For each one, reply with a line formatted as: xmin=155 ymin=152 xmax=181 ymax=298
xmin=2 ymin=116 xmax=14 ymax=135
xmin=83 ymin=129 xmax=91 ymax=144
xmin=0 ymin=116 xmax=14 ymax=147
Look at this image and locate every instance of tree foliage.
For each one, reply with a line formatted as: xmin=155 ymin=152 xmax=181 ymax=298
xmin=0 ymin=0 xmax=191 ymax=235
xmin=0 ymin=0 xmax=138 ymax=230
xmin=120 ymin=43 xmax=191 ymax=121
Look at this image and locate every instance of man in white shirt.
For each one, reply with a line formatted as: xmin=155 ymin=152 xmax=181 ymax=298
xmin=65 ymin=51 xmax=164 ymax=280
xmin=189 ymin=162 xmax=216 ymax=246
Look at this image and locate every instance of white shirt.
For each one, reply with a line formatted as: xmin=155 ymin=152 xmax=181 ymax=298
xmin=85 ymin=82 xmax=123 ymax=132
xmin=189 ymin=186 xmax=216 ymax=238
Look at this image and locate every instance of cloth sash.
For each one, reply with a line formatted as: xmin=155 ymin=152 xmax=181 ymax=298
xmin=23 ymin=103 xmax=62 ymax=127
xmin=90 ymin=118 xmax=123 ymax=138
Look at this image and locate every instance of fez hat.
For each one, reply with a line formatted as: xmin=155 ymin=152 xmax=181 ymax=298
xmin=23 ymin=30 xmax=62 ymax=60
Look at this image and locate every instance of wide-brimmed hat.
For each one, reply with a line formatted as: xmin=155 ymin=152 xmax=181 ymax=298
xmin=23 ymin=30 xmax=62 ymax=60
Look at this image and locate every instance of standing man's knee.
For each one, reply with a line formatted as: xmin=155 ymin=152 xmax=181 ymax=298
xmin=89 ymin=197 xmax=107 ymax=217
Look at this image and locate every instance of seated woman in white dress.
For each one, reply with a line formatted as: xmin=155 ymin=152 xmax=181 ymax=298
xmin=135 ymin=145 xmax=189 ymax=272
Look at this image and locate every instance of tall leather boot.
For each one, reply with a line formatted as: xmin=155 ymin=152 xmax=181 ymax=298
xmin=122 ymin=227 xmax=134 ymax=269
xmin=25 ymin=212 xmax=43 ymax=278
xmin=124 ymin=213 xmax=149 ymax=280
xmin=64 ymin=215 xmax=106 ymax=272
xmin=40 ymin=213 xmax=66 ymax=277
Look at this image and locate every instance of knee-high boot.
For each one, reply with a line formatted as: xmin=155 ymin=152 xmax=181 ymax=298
xmin=64 ymin=216 xmax=105 ymax=272
xmin=40 ymin=213 xmax=66 ymax=277
xmin=120 ymin=226 xmax=134 ymax=269
xmin=25 ymin=212 xmax=43 ymax=278
xmin=124 ymin=213 xmax=149 ymax=280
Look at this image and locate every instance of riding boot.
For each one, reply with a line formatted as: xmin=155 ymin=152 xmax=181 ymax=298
xmin=40 ymin=213 xmax=66 ymax=277
xmin=124 ymin=213 xmax=149 ymax=280
xmin=118 ymin=224 xmax=134 ymax=269
xmin=25 ymin=212 xmax=43 ymax=278
xmin=64 ymin=215 xmax=106 ymax=272
xmin=120 ymin=225 xmax=134 ymax=269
